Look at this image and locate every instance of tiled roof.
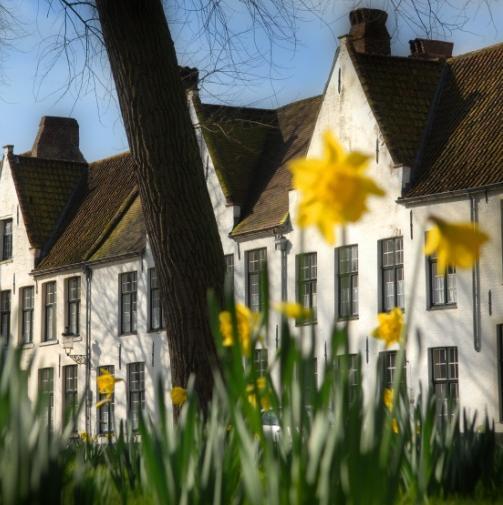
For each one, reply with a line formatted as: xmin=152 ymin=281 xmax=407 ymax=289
xmin=231 ymin=95 xmax=322 ymax=236
xmin=35 ymin=153 xmax=139 ymax=271
xmin=9 ymin=155 xmax=87 ymax=249
xmin=404 ymin=43 xmax=503 ymax=197
xmin=90 ymin=195 xmax=145 ymax=262
xmin=196 ymin=101 xmax=277 ymax=205
xmin=350 ymin=49 xmax=443 ymax=166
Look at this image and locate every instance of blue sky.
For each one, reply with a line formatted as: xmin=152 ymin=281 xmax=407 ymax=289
xmin=0 ymin=0 xmax=501 ymax=161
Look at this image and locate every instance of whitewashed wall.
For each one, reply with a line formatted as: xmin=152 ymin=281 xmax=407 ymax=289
xmin=2 ymin=39 xmax=502 ymax=435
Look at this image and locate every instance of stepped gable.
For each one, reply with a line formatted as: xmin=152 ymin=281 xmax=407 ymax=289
xmin=231 ymin=95 xmax=322 ymax=237
xmin=9 ymin=154 xmax=87 ymax=250
xmin=35 ymin=152 xmax=141 ymax=271
xmin=349 ymin=47 xmax=443 ymax=167
xmin=404 ymin=43 xmax=503 ymax=198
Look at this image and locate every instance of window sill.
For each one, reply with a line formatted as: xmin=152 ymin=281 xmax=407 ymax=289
xmin=147 ymin=328 xmax=165 ymax=334
xmin=337 ymin=315 xmax=359 ymax=322
xmin=295 ymin=320 xmax=318 ymax=327
xmin=119 ymin=332 xmax=137 ymax=337
xmin=0 ymin=258 xmax=13 ymax=265
xmin=21 ymin=343 xmax=34 ymax=350
xmin=39 ymin=339 xmax=59 ymax=347
xmin=428 ymin=304 xmax=457 ymax=311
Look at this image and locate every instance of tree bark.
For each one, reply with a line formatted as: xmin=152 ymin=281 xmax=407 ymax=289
xmin=95 ymin=0 xmax=224 ymax=411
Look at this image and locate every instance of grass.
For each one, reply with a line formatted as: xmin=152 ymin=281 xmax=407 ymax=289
xmin=0 ymin=284 xmax=502 ymax=504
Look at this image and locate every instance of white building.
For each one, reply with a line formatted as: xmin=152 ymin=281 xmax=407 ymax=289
xmin=0 ymin=8 xmax=502 ymax=435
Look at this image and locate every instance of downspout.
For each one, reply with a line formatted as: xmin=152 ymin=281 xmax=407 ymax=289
xmin=470 ymin=196 xmax=482 ymax=352
xmin=84 ymin=264 xmax=93 ymax=434
xmin=274 ymin=233 xmax=288 ymax=301
xmin=274 ymin=232 xmax=288 ymax=350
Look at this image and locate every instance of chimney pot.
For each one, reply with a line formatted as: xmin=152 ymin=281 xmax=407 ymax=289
xmin=349 ymin=8 xmax=391 ymax=56
xmin=3 ymin=145 xmax=13 ymax=156
xmin=409 ymin=38 xmax=453 ymax=60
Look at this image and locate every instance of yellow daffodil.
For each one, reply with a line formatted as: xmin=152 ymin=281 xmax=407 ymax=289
xmin=424 ymin=216 xmax=489 ymax=275
xmin=273 ymin=301 xmax=313 ymax=320
xmin=373 ymin=307 xmax=404 ymax=348
xmin=246 ymin=377 xmax=271 ymax=411
xmin=170 ymin=386 xmax=187 ymax=407
xmin=219 ymin=304 xmax=258 ymax=356
xmin=391 ymin=417 xmax=399 ymax=434
xmin=96 ymin=369 xmax=122 ymax=409
xmin=288 ymin=130 xmax=385 ymax=244
xmin=383 ymin=388 xmax=394 ymax=411
xmin=79 ymin=432 xmax=93 ymax=443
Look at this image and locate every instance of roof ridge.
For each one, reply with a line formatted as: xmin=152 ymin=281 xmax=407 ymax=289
xmin=201 ymin=102 xmax=275 ymax=114
xmin=90 ymin=150 xmax=131 ymax=165
xmin=449 ymin=41 xmax=503 ymax=61
xmin=15 ymin=155 xmax=88 ymax=167
xmin=351 ymin=47 xmax=443 ymax=67
xmin=276 ymin=94 xmax=322 ymax=112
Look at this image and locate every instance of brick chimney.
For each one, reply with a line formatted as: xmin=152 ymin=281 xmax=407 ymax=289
xmin=409 ymin=38 xmax=453 ymax=60
xmin=349 ymin=8 xmax=391 ymax=56
xmin=31 ymin=116 xmax=86 ymax=162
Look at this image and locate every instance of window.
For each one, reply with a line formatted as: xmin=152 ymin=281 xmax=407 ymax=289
xmin=98 ymin=365 xmax=115 ymax=435
xmin=66 ymin=277 xmax=81 ymax=336
xmin=253 ymin=348 xmax=268 ymax=377
xmin=431 ymin=347 xmax=459 ymax=422
xmin=21 ymin=287 xmax=34 ymax=344
xmin=380 ymin=237 xmax=404 ymax=311
xmin=428 ymin=254 xmax=456 ymax=307
xmin=120 ymin=272 xmax=137 ymax=334
xmin=380 ymin=350 xmax=406 ymax=390
xmin=63 ymin=365 xmax=78 ymax=432
xmin=149 ymin=269 xmax=163 ymax=331
xmin=38 ymin=368 xmax=54 ymax=430
xmin=43 ymin=282 xmax=56 ymax=341
xmin=224 ymin=254 xmax=234 ymax=295
xmin=337 ymin=245 xmax=358 ymax=318
xmin=128 ymin=362 xmax=145 ymax=431
xmin=0 ymin=218 xmax=12 ymax=261
xmin=296 ymin=252 xmax=317 ymax=321
xmin=246 ymin=249 xmax=267 ymax=312
xmin=0 ymin=290 xmax=10 ymax=344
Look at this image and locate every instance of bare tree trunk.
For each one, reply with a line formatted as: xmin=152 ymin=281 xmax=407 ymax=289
xmin=95 ymin=0 xmax=224 ymax=411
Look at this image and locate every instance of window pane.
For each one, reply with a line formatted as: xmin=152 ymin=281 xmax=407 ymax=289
xmin=246 ymin=249 xmax=266 ymax=311
xmin=383 ymin=269 xmax=395 ymax=311
xmin=351 ymin=275 xmax=358 ymax=316
xmin=339 ymin=276 xmax=351 ymax=317
xmin=431 ymin=347 xmax=459 ymax=421
xmin=38 ymin=368 xmax=54 ymax=430
xmin=253 ymin=349 xmax=268 ymax=376
xmin=298 ymin=253 xmax=317 ymax=318
xmin=121 ymin=272 xmax=137 ymax=334
xmin=1 ymin=219 xmax=13 ymax=260
xmin=22 ymin=287 xmax=34 ymax=344
xmin=396 ymin=267 xmax=404 ymax=308
xmin=98 ymin=365 xmax=115 ymax=434
xmin=63 ymin=365 xmax=78 ymax=432
xmin=447 ymin=268 xmax=457 ymax=304
xmin=128 ymin=362 xmax=145 ymax=431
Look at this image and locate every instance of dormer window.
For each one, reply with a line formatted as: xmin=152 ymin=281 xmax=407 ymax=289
xmin=0 ymin=219 xmax=12 ymax=261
